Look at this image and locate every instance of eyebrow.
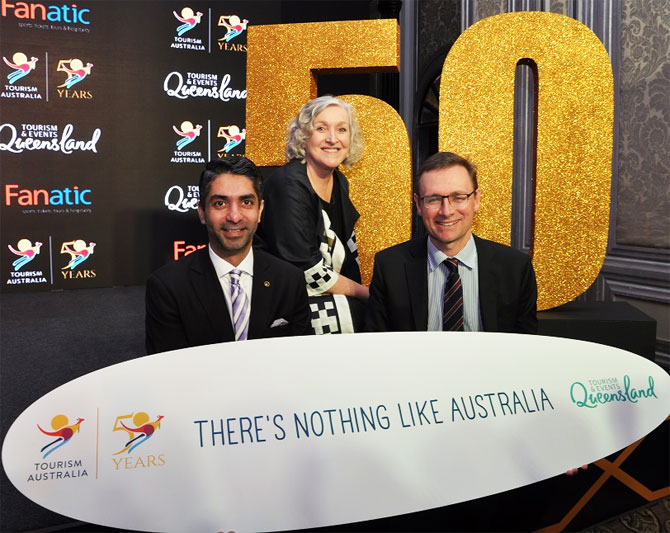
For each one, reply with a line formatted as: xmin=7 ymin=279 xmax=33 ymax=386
xmin=314 ymin=120 xmax=349 ymax=127
xmin=209 ymin=194 xmax=257 ymax=202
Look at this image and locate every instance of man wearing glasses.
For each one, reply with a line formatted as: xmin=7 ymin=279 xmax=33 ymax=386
xmin=366 ymin=151 xmax=537 ymax=333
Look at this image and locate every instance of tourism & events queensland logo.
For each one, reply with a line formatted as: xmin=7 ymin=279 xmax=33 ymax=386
xmin=172 ymin=6 xmax=205 ymax=51
xmin=163 ymin=70 xmax=246 ymax=102
xmin=217 ymin=124 xmax=245 ymax=157
xmin=112 ymin=411 xmax=165 ymax=471
xmin=165 ymin=182 xmax=199 ymax=213
xmin=60 ymin=238 xmax=96 ymax=280
xmin=217 ymin=14 xmax=248 ymax=52
xmin=56 ymin=57 xmax=93 ymax=98
xmin=1 ymin=51 xmax=45 ymax=100
xmin=29 ymin=414 xmax=88 ymax=482
xmin=570 ymin=374 xmax=658 ymax=409
xmin=1 ymin=1 xmax=91 ymax=32
xmin=6 ymin=237 xmax=48 ymax=286
xmin=0 ymin=122 xmax=101 ymax=155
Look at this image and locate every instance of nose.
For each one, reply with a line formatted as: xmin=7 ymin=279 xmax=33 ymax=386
xmin=226 ymin=202 xmax=242 ymax=223
xmin=325 ymin=127 xmax=336 ymax=143
xmin=438 ymin=197 xmax=455 ymax=216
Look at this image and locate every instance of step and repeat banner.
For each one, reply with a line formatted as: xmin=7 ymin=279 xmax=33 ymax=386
xmin=1 ymin=1 xmax=280 ymax=292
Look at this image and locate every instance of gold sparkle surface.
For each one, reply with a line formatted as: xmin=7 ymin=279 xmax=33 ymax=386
xmin=341 ymin=95 xmax=412 ymax=286
xmin=439 ymin=12 xmax=613 ymax=310
xmin=246 ymin=19 xmax=399 ymax=167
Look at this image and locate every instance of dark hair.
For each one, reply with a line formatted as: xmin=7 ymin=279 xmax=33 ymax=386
xmin=199 ymin=157 xmax=263 ymax=205
xmin=415 ymin=152 xmax=478 ymax=193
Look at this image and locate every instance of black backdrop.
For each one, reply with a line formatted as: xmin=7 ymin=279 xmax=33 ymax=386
xmin=1 ymin=1 xmax=286 ymax=293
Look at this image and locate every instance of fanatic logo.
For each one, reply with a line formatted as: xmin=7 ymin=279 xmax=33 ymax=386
xmin=0 ymin=1 xmax=90 ymax=24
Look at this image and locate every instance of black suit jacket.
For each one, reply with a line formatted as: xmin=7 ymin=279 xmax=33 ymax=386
xmin=365 ymin=235 xmax=537 ymax=333
xmin=145 ymin=248 xmax=311 ymax=354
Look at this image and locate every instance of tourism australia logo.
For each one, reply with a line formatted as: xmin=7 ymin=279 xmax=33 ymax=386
xmin=1 ymin=51 xmax=45 ymax=100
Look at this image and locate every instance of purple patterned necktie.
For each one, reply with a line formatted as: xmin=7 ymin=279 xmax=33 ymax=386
xmin=443 ymin=258 xmax=464 ymax=331
xmin=230 ymin=269 xmax=249 ymax=341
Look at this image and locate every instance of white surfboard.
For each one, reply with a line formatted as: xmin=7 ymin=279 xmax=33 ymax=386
xmin=2 ymin=332 xmax=669 ymax=532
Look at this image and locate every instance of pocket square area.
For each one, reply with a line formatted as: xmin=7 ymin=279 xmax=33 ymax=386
xmin=270 ymin=318 xmax=289 ymax=328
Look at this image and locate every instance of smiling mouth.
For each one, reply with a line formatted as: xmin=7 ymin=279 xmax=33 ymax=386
xmin=221 ymin=227 xmax=246 ymax=235
xmin=437 ymin=220 xmax=459 ymax=227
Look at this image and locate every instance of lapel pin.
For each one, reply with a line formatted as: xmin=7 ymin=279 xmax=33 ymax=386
xmin=264 ymin=280 xmax=270 ymax=287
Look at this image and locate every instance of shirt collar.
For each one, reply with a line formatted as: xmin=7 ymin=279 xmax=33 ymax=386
xmin=208 ymin=245 xmax=254 ymax=279
xmin=427 ymin=234 xmax=476 ymax=272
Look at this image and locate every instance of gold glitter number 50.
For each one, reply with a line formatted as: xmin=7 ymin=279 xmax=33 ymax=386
xmin=439 ymin=12 xmax=613 ymax=310
xmin=247 ymin=14 xmax=613 ymax=309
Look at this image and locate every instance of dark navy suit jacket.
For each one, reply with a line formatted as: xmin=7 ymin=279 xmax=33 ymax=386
xmin=365 ymin=235 xmax=537 ymax=333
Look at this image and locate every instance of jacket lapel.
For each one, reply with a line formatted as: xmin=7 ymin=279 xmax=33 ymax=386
xmin=248 ymin=252 xmax=272 ymax=339
xmin=406 ymin=238 xmax=429 ymax=330
xmin=190 ymin=250 xmax=234 ymax=342
xmin=474 ymin=235 xmax=497 ymax=332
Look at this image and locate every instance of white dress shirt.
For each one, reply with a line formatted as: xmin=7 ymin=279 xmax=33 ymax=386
xmin=208 ymin=245 xmax=254 ymax=329
xmin=426 ymin=235 xmax=482 ymax=332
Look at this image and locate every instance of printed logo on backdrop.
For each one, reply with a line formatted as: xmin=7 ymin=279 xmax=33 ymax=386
xmin=174 ymin=240 xmax=206 ymax=260
xmin=172 ymin=7 xmax=205 ymax=51
xmin=217 ymin=125 xmax=245 ymax=157
xmin=217 ymin=15 xmax=248 ymax=52
xmin=30 ymin=414 xmax=88 ymax=482
xmin=0 ymin=123 xmax=101 ymax=154
xmin=165 ymin=184 xmax=199 ymax=213
xmin=172 ymin=120 xmax=205 ymax=163
xmin=163 ymin=71 xmax=246 ymax=102
xmin=1 ymin=52 xmax=44 ymax=100
xmin=112 ymin=412 xmax=165 ymax=471
xmin=4 ymin=183 xmax=92 ymax=215
xmin=60 ymin=239 xmax=95 ymax=280
xmin=6 ymin=238 xmax=48 ymax=286
xmin=56 ymin=58 xmax=93 ymax=98
xmin=570 ymin=375 xmax=658 ymax=409
xmin=1 ymin=1 xmax=91 ymax=32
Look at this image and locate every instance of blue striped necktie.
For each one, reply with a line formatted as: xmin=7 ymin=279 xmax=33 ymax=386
xmin=443 ymin=258 xmax=464 ymax=331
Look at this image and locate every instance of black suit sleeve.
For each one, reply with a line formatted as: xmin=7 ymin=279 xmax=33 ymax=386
xmin=515 ymin=256 xmax=538 ymax=334
xmin=365 ymin=252 xmax=391 ymax=332
xmin=145 ymin=273 xmax=189 ymax=355
xmin=289 ymin=269 xmax=312 ymax=336
xmin=260 ymin=173 xmax=322 ymax=271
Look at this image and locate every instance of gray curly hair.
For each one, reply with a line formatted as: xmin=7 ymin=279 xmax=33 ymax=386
xmin=285 ymin=95 xmax=363 ymax=168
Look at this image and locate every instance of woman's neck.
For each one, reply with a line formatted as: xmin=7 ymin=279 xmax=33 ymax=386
xmin=306 ymin=161 xmax=334 ymax=202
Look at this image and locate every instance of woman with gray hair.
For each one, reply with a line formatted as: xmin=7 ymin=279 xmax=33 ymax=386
xmin=256 ymin=95 xmax=368 ymax=334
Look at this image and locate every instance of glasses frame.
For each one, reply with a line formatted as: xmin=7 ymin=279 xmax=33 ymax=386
xmin=419 ymin=190 xmax=477 ymax=209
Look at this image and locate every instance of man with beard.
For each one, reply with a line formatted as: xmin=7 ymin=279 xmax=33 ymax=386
xmin=146 ymin=157 xmax=311 ymax=354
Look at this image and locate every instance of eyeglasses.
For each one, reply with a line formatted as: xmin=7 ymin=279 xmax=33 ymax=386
xmin=419 ymin=191 xmax=477 ymax=209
